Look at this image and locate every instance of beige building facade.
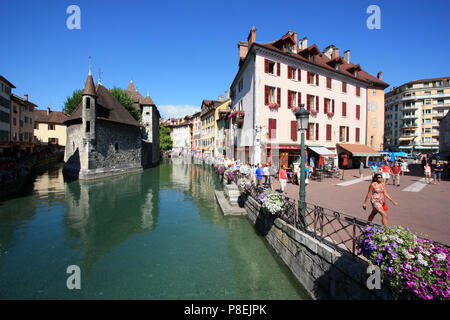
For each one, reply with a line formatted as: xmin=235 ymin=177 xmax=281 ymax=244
xmin=34 ymin=107 xmax=68 ymax=149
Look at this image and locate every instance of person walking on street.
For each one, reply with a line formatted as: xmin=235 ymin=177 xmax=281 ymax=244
xmin=424 ymin=162 xmax=432 ymax=184
xmin=371 ymin=163 xmax=379 ymax=178
xmin=250 ymin=164 xmax=256 ymax=185
xmin=359 ymin=161 xmax=364 ymax=179
xmin=381 ymin=161 xmax=391 ymax=185
xmin=362 ymin=173 xmax=398 ymax=226
xmin=391 ymin=162 xmax=401 ymax=186
xmin=279 ymin=165 xmax=288 ymax=193
xmin=263 ymin=164 xmax=269 ymax=186
xmin=434 ymin=161 xmax=444 ymax=184
xmin=256 ymin=164 xmax=263 ymax=187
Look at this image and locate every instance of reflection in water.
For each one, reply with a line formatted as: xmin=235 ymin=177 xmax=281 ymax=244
xmin=0 ymin=160 xmax=309 ymax=299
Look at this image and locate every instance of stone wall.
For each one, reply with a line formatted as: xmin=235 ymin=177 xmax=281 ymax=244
xmin=244 ymin=195 xmax=394 ymax=300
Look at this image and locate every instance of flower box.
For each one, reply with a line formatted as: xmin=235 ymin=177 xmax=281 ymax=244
xmin=268 ymin=102 xmax=280 ymax=110
xmin=291 ymin=106 xmax=300 ymax=113
xmin=326 ymin=112 xmax=334 ymax=118
xmin=310 ymin=110 xmax=318 ymax=116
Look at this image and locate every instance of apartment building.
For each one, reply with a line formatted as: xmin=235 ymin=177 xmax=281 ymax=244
xmin=229 ymin=28 xmax=388 ymax=168
xmin=0 ymin=75 xmax=15 ymax=152
xmin=191 ymin=111 xmax=201 ymax=156
xmin=367 ymin=72 xmax=389 ymax=151
xmin=384 ymin=77 xmax=450 ymax=153
xmin=200 ymin=99 xmax=222 ymax=157
xmin=214 ymin=95 xmax=231 ymax=158
xmin=10 ymin=94 xmax=36 ymax=153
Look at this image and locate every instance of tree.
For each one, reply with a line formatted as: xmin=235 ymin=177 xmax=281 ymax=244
xmin=63 ymin=89 xmax=82 ymax=115
xmin=160 ymin=125 xmax=173 ymax=150
xmin=109 ymin=87 xmax=141 ymax=121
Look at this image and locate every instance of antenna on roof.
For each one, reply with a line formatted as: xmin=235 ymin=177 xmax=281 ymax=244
xmin=88 ymin=56 xmax=92 ymax=76
xmin=98 ymin=69 xmax=103 ymax=84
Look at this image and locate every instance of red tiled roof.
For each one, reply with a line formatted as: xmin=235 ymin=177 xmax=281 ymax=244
xmin=35 ymin=109 xmax=68 ymax=124
xmin=82 ymin=74 xmax=97 ymax=96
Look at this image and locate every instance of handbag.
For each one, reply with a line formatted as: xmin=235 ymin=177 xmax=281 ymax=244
xmin=382 ymin=202 xmax=388 ymax=211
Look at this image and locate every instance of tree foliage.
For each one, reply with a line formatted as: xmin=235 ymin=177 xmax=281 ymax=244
xmin=160 ymin=125 xmax=173 ymax=150
xmin=63 ymin=89 xmax=82 ymax=115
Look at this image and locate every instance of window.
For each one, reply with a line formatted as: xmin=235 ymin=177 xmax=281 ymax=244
xmin=372 ymin=118 xmax=377 ymax=128
xmin=342 ymin=81 xmax=347 ymax=93
xmin=48 ymin=123 xmax=55 ymax=130
xmin=324 ymin=98 xmax=334 ymax=114
xmin=13 ymin=118 xmax=16 ymax=125
xmin=290 ymin=121 xmax=297 ymax=141
xmin=342 ymin=102 xmax=347 ymax=117
xmin=307 ymin=72 xmax=318 ymax=85
xmin=326 ymin=77 xmax=332 ymax=89
xmin=373 ymin=89 xmax=376 ymax=95
xmin=356 ymin=86 xmax=360 ymax=97
xmin=356 ymin=105 xmax=361 ymax=120
xmin=86 ymin=97 xmax=90 ymax=109
xmin=287 ymin=66 xmax=296 ymax=80
xmin=306 ymin=94 xmax=318 ymax=111
xmin=268 ymin=118 xmax=277 ymax=139
xmin=85 ymin=121 xmax=90 ymax=133
xmin=326 ymin=124 xmax=332 ymax=141
xmin=355 ymin=128 xmax=360 ymax=142
xmin=370 ymin=136 xmax=374 ymax=148
xmin=306 ymin=123 xmax=316 ymax=140
xmin=264 ymin=59 xmax=279 ymax=76
xmin=287 ymin=90 xmax=298 ymax=108
xmin=339 ymin=126 xmax=349 ymax=142
xmin=372 ymin=102 xmax=377 ymax=111
xmin=264 ymin=85 xmax=280 ymax=106
xmin=115 ymin=142 xmax=119 ymax=152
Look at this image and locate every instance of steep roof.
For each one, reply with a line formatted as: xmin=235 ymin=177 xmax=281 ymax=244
xmin=35 ymin=109 xmax=68 ymax=124
xmin=82 ymin=74 xmax=97 ymax=97
xmin=65 ymin=83 xmax=141 ymax=127
xmin=126 ymin=80 xmax=145 ymax=104
xmin=0 ymin=75 xmax=16 ymax=88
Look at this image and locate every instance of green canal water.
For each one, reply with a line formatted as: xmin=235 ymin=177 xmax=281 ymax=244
xmin=0 ymin=159 xmax=309 ymax=299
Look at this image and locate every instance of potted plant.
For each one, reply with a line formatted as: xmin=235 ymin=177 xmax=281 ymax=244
xmin=326 ymin=111 xmax=334 ymax=118
xmin=291 ymin=106 xmax=300 ymax=113
xmin=268 ymin=102 xmax=280 ymax=110
xmin=259 ymin=190 xmax=284 ymax=216
xmin=234 ymin=111 xmax=245 ymax=127
xmin=225 ymin=169 xmax=234 ymax=184
xmin=310 ymin=109 xmax=318 ymax=116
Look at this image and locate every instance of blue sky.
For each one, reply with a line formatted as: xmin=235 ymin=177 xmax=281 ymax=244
xmin=1 ymin=0 xmax=449 ymax=118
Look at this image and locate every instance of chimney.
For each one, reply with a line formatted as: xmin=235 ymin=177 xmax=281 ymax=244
xmin=331 ymin=47 xmax=340 ymax=60
xmin=47 ymin=107 xmax=51 ymax=115
xmin=238 ymin=41 xmax=248 ymax=66
xmin=323 ymin=45 xmax=334 ymax=59
xmin=299 ymin=37 xmax=308 ymax=50
xmin=344 ymin=50 xmax=350 ymax=63
xmin=24 ymin=94 xmax=28 ymax=101
xmin=247 ymin=26 xmax=256 ymax=49
xmin=377 ymin=71 xmax=382 ymax=80
xmin=292 ymin=32 xmax=298 ymax=53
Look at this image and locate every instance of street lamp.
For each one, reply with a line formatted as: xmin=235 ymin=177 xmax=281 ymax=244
xmin=295 ymin=104 xmax=310 ymax=228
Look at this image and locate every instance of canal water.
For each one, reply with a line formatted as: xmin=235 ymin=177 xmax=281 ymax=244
xmin=0 ymin=159 xmax=309 ymax=299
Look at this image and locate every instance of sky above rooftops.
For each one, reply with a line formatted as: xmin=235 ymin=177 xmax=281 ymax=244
xmin=0 ymin=0 xmax=449 ymax=118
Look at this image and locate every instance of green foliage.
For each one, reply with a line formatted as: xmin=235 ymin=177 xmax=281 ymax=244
xmin=109 ymin=87 xmax=141 ymax=121
xmin=160 ymin=125 xmax=173 ymax=150
xmin=63 ymin=89 xmax=82 ymax=115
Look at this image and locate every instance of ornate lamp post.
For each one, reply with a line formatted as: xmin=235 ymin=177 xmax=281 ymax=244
xmin=295 ymin=104 xmax=310 ymax=228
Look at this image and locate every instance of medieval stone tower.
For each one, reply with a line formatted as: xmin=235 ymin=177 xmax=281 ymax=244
xmin=81 ymin=67 xmax=97 ymax=170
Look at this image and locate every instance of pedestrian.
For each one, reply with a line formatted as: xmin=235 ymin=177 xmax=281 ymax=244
xmin=401 ymin=159 xmax=408 ymax=176
xmin=381 ymin=161 xmax=391 ymax=185
xmin=256 ymin=164 xmax=263 ymax=187
xmin=370 ymin=163 xmax=379 ymax=178
xmin=263 ymin=163 xmax=269 ymax=186
xmin=359 ymin=160 xmax=364 ymax=179
xmin=305 ymin=165 xmax=310 ymax=187
xmin=391 ymin=162 xmax=401 ymax=187
xmin=434 ymin=161 xmax=444 ymax=184
xmin=362 ymin=173 xmax=398 ymax=226
xmin=279 ymin=165 xmax=288 ymax=193
xmin=424 ymin=162 xmax=432 ymax=184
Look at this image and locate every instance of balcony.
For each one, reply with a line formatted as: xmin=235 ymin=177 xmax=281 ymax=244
xmin=432 ymin=112 xmax=446 ymax=119
xmin=401 ymin=114 xmax=418 ymax=120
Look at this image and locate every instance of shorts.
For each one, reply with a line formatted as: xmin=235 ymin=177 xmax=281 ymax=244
xmin=280 ymin=179 xmax=287 ymax=190
xmin=382 ymin=172 xmax=390 ymax=179
xmin=393 ymin=174 xmax=399 ymax=179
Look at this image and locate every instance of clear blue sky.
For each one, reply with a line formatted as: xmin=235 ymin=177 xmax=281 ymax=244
xmin=1 ymin=0 xmax=449 ymax=118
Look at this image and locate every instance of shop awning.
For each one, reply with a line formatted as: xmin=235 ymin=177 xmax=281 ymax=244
xmin=337 ymin=143 xmax=380 ymax=157
xmin=308 ymin=146 xmax=336 ymax=156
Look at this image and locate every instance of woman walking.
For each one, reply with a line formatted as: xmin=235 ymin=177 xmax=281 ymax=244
xmin=362 ymin=173 xmax=397 ymax=226
xmin=424 ymin=162 xmax=432 ymax=184
xmin=279 ymin=165 xmax=288 ymax=193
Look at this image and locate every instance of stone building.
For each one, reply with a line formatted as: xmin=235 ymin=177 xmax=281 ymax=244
xmin=63 ymin=72 xmax=143 ymax=180
xmin=11 ymin=94 xmax=36 ymax=153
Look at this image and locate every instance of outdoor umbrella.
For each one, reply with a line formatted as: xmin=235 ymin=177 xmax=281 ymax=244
xmin=319 ymin=155 xmax=323 ymax=167
xmin=343 ymin=154 xmax=348 ymax=167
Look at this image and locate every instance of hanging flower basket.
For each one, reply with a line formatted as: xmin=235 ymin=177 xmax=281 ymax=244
xmin=327 ymin=111 xmax=334 ymax=118
xmin=310 ymin=110 xmax=318 ymax=116
xmin=291 ymin=106 xmax=300 ymax=113
xmin=268 ymin=102 xmax=280 ymax=110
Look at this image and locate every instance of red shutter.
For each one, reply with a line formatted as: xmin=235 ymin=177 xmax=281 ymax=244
xmin=265 ymin=85 xmax=269 ymax=105
xmin=298 ymin=68 xmax=301 ymax=81
xmin=298 ymin=92 xmax=301 ymax=107
xmin=332 ymin=99 xmax=335 ymax=113
xmin=269 ymin=118 xmax=277 ymax=139
xmin=306 ymin=124 xmax=310 ymax=140
xmin=288 ymin=66 xmax=291 ymax=79
xmin=315 ymin=123 xmax=319 ymax=140
xmin=342 ymin=82 xmax=346 ymax=93
xmin=277 ymin=87 xmax=281 ymax=106
xmin=342 ymin=102 xmax=346 ymax=116
xmin=307 ymin=71 xmax=311 ymax=84
xmin=356 ymin=127 xmax=360 ymax=142
xmin=324 ymin=97 xmax=327 ymax=113
xmin=346 ymin=126 xmax=349 ymax=142
xmin=277 ymin=62 xmax=280 ymax=76
xmin=307 ymin=95 xmax=311 ymax=110
xmin=265 ymin=59 xmax=269 ymax=73
xmin=327 ymin=77 xmax=331 ymax=89
xmin=316 ymin=74 xmax=319 ymax=86
xmin=339 ymin=126 xmax=343 ymax=141
xmin=316 ymin=96 xmax=319 ymax=112
xmin=291 ymin=121 xmax=297 ymax=141
xmin=356 ymin=104 xmax=360 ymax=119
xmin=326 ymin=124 xmax=331 ymax=141
xmin=287 ymin=90 xmax=291 ymax=108
xmin=356 ymin=86 xmax=360 ymax=96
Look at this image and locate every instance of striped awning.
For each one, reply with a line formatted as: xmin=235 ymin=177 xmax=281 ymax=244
xmin=308 ymin=146 xmax=336 ymax=156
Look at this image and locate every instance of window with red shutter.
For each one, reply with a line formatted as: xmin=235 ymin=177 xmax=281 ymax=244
xmin=343 ymin=82 xmax=347 ymax=93
xmin=277 ymin=88 xmax=281 ymax=106
xmin=268 ymin=118 xmax=277 ymax=139
xmin=306 ymin=124 xmax=310 ymax=140
xmin=265 ymin=59 xmax=269 ymax=73
xmin=291 ymin=121 xmax=297 ymax=141
xmin=356 ymin=105 xmax=360 ymax=119
xmin=332 ymin=100 xmax=335 ymax=113
xmin=326 ymin=124 xmax=331 ymax=141
xmin=324 ymin=97 xmax=327 ymax=114
xmin=298 ymin=68 xmax=301 ymax=81
xmin=339 ymin=126 xmax=344 ymax=142
xmin=316 ymin=96 xmax=319 ymax=112
xmin=288 ymin=90 xmax=291 ymax=108
xmin=342 ymin=102 xmax=346 ymax=116
xmin=327 ymin=77 xmax=331 ymax=89
xmin=307 ymin=95 xmax=311 ymax=110
xmin=316 ymin=123 xmax=319 ymax=140
xmin=316 ymin=74 xmax=319 ymax=86
xmin=298 ymin=92 xmax=301 ymax=107
xmin=356 ymin=86 xmax=360 ymax=97
xmin=288 ymin=66 xmax=291 ymax=79
xmin=277 ymin=63 xmax=280 ymax=76
xmin=356 ymin=127 xmax=360 ymax=142
xmin=307 ymin=72 xmax=311 ymax=84
xmin=265 ymin=85 xmax=269 ymax=105
xmin=346 ymin=126 xmax=349 ymax=142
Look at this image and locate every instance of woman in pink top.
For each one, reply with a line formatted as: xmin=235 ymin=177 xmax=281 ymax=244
xmin=279 ymin=166 xmax=288 ymax=193
xmin=424 ymin=162 xmax=432 ymax=184
xmin=362 ymin=173 xmax=397 ymax=226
